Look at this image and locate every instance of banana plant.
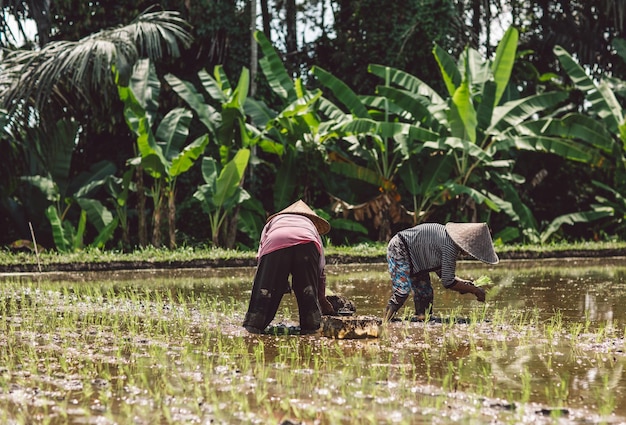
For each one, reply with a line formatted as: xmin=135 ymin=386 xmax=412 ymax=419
xmin=325 ymin=26 xmax=614 ymax=243
xmin=245 ymin=30 xmax=330 ymax=211
xmin=118 ymin=59 xmax=209 ymax=249
xmin=548 ymin=43 xmax=626 ymax=240
xmin=193 ymin=149 xmax=251 ymax=246
xmin=17 ymin=119 xmax=118 ymax=252
xmin=311 ymin=64 xmax=433 ymax=240
xmin=164 ymin=64 xmax=266 ymax=247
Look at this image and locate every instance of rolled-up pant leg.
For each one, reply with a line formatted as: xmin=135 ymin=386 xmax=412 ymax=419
xmin=387 ymin=235 xmax=411 ymax=312
xmin=411 ymin=272 xmax=433 ymax=316
xmin=290 ymin=243 xmax=322 ymax=331
xmin=243 ymin=248 xmax=292 ymax=330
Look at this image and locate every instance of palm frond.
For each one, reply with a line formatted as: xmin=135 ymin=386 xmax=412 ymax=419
xmin=0 ymin=9 xmax=192 ymax=127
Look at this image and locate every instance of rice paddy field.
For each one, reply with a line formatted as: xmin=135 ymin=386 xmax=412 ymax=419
xmin=1 ymin=256 xmax=626 ymax=424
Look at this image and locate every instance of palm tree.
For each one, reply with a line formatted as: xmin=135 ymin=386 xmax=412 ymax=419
xmin=0 ymin=8 xmax=192 ymax=131
xmin=0 ymin=8 xmax=192 ymax=246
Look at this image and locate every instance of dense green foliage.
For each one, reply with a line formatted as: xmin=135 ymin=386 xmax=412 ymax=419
xmin=1 ymin=1 xmax=626 ymax=253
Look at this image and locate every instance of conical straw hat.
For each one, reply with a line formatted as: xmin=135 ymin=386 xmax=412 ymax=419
xmin=267 ymin=200 xmax=331 ymax=235
xmin=445 ymin=222 xmax=499 ymax=264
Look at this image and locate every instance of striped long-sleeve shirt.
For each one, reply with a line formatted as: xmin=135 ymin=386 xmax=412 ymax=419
xmin=395 ymin=223 xmax=460 ymax=287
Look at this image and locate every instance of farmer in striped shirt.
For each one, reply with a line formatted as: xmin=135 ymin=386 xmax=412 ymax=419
xmin=243 ymin=200 xmax=336 ymax=334
xmin=384 ymin=222 xmax=499 ymax=322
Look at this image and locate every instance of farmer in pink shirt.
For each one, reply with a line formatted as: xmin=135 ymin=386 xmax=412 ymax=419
xmin=243 ymin=200 xmax=335 ymax=334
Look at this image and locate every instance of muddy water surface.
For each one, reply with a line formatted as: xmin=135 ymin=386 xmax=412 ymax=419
xmin=1 ymin=257 xmax=626 ymax=424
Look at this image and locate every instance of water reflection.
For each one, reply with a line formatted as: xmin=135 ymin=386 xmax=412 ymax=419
xmin=2 ymin=257 xmax=626 ymax=423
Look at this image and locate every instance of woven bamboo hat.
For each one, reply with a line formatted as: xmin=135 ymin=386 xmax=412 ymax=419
xmin=267 ymin=200 xmax=331 ymax=235
xmin=445 ymin=222 xmax=499 ymax=264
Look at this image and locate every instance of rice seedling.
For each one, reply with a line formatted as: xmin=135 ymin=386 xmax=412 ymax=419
xmin=0 ymin=262 xmax=625 ymax=424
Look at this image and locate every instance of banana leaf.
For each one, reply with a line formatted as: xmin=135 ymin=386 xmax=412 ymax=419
xmin=374 ymin=86 xmax=432 ymax=124
xmin=513 ymin=114 xmax=614 ymax=154
xmin=91 ymin=217 xmax=119 ymax=249
xmin=540 ymin=207 xmax=614 ymax=244
xmin=21 ymin=175 xmax=59 ymax=202
xmin=451 ymin=78 xmax=477 ymax=143
xmin=311 ymin=66 xmax=369 ymax=119
xmin=76 ymin=198 xmax=114 ymax=233
xmin=72 ymin=161 xmax=117 ymax=198
xmin=443 ymin=182 xmax=500 ymax=212
xmin=490 ymin=27 xmax=518 ymax=105
xmin=169 ymin=134 xmax=209 ymax=179
xmin=368 ymin=64 xmax=444 ymax=105
xmin=554 ymin=45 xmax=621 ymax=133
xmin=433 ymin=44 xmax=461 ymax=97
xmin=46 ymin=205 xmax=70 ymax=252
xmin=156 ymin=108 xmax=192 ymax=157
xmin=254 ymin=30 xmax=294 ymax=102
xmin=502 ymin=135 xmax=601 ymax=164
xmin=129 ymin=59 xmax=160 ymax=124
xmin=330 ymin=161 xmax=385 ymax=188
xmin=211 ymin=66 xmax=233 ymax=100
xmin=488 ymin=91 xmax=569 ymax=134
xmin=164 ymin=71 xmax=220 ymax=134
xmin=273 ymin=149 xmax=298 ymax=210
xmin=213 ymin=148 xmax=250 ymax=208
xmin=489 ymin=174 xmax=540 ymax=243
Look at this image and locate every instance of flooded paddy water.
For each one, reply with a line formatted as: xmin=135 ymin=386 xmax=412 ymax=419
xmin=1 ymin=256 xmax=626 ymax=424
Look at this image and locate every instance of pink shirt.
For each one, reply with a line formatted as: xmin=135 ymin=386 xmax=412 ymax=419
xmin=257 ymin=214 xmax=325 ymax=269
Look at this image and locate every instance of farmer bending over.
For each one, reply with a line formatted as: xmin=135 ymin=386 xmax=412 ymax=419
xmin=384 ymin=222 xmax=499 ymax=322
xmin=243 ymin=200 xmax=335 ymax=334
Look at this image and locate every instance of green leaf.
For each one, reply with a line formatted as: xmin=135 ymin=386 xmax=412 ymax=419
xmin=273 ymin=149 xmax=298 ymax=209
xmin=541 ymin=207 xmax=614 ymax=244
xmin=369 ymin=64 xmax=444 ymax=104
xmin=254 ymin=31 xmax=294 ymax=102
xmin=445 ymin=183 xmax=499 ymax=211
xmin=45 ymin=205 xmax=70 ymax=252
xmin=433 ymin=44 xmax=462 ymax=97
xmin=328 ymin=218 xmax=368 ymax=234
xmin=129 ymin=59 xmax=160 ymax=124
xmin=452 ymin=78 xmax=477 ymax=143
xmin=554 ymin=45 xmax=622 ymax=132
xmin=91 ymin=217 xmax=119 ymax=249
xmin=74 ymin=209 xmax=87 ymax=251
xmin=491 ymin=27 xmax=518 ymax=105
xmin=164 ymin=71 xmax=220 ymax=134
xmin=504 ymin=135 xmax=598 ymax=163
xmin=72 ymin=160 xmax=117 ymax=198
xmin=330 ymin=161 xmax=385 ymax=188
xmin=156 ymin=108 xmax=192 ymax=158
xmin=200 ymin=156 xmax=218 ymax=188
xmin=76 ymin=198 xmax=114 ymax=232
xmin=488 ymin=92 xmax=568 ymax=134
xmin=213 ymin=148 xmax=251 ymax=208
xmin=213 ymin=65 xmax=233 ymax=97
xmin=489 ymin=174 xmax=539 ymax=243
xmin=169 ymin=134 xmax=210 ymax=178
xmin=312 ymin=66 xmax=370 ymax=118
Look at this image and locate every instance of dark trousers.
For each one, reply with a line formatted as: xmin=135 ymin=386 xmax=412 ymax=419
xmin=243 ymin=242 xmax=322 ymax=331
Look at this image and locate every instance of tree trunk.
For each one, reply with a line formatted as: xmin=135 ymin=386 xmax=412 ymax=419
xmin=470 ymin=0 xmax=481 ymax=49
xmin=152 ymin=188 xmax=163 ymax=248
xmin=260 ymin=0 xmax=271 ymax=39
xmin=225 ymin=205 xmax=241 ymax=249
xmin=285 ymin=0 xmax=297 ymax=75
xmin=136 ymin=166 xmax=148 ymax=248
xmin=250 ymin=0 xmax=258 ymax=97
xmin=168 ymin=186 xmax=177 ymax=249
xmin=31 ymin=0 xmax=52 ymax=47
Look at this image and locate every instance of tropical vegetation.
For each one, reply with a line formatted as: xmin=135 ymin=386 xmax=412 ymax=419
xmin=1 ymin=1 xmax=626 ymax=254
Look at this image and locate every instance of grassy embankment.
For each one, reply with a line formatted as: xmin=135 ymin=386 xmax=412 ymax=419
xmin=1 ymin=240 xmax=626 ymax=272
